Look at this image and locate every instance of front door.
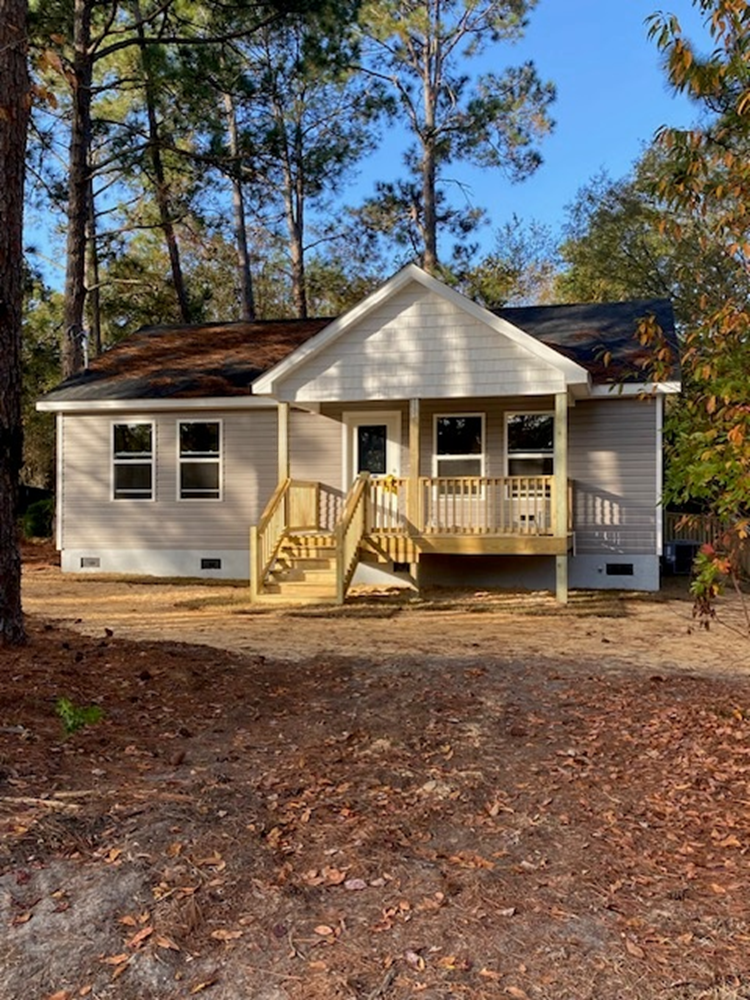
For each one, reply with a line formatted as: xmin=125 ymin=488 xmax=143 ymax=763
xmin=343 ymin=411 xmax=402 ymax=486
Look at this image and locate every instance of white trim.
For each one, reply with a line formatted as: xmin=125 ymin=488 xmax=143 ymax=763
xmin=37 ymin=396 xmax=273 ymax=413
xmin=589 ymin=381 xmax=681 ymax=397
xmin=432 ymin=412 xmax=486 ymax=478
xmin=342 ymin=410 xmax=402 ymax=490
xmin=252 ymin=264 xmax=591 ymax=396
xmin=176 ymin=418 xmax=223 ymax=502
xmin=111 ymin=420 xmax=156 ymax=502
xmin=656 ymin=393 xmax=664 ymax=557
xmin=55 ymin=414 xmax=63 ymax=551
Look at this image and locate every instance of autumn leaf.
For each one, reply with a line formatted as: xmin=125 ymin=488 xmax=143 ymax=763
xmin=314 ymin=924 xmax=335 ymax=936
xmin=10 ymin=912 xmax=32 ymax=926
xmin=505 ymin=987 xmax=529 ymax=999
xmin=126 ymin=925 xmax=153 ymax=949
xmin=189 ymin=976 xmax=218 ymax=994
xmin=210 ymin=929 xmax=243 ymax=941
xmin=156 ymin=935 xmax=180 ymax=951
xmin=101 ymin=953 xmax=130 ymax=966
xmin=45 ymin=991 xmax=71 ymax=1000
xmin=625 ymin=939 xmax=645 ymax=959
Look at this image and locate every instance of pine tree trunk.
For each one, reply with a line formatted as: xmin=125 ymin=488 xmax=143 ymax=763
xmin=224 ymin=92 xmax=256 ymax=321
xmin=0 ymin=0 xmax=30 ymax=646
xmin=62 ymin=0 xmax=93 ymax=378
xmin=134 ymin=0 xmax=192 ymax=323
xmin=86 ymin=175 xmax=102 ymax=356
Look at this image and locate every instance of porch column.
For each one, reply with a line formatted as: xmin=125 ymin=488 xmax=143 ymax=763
xmin=554 ymin=391 xmax=569 ymax=604
xmin=277 ymin=401 xmax=290 ymax=484
xmin=408 ymin=398 xmax=420 ymax=533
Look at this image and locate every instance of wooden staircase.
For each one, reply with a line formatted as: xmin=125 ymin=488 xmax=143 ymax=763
xmin=260 ymin=532 xmax=339 ymax=603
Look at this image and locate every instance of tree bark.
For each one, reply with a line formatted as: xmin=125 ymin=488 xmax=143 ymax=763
xmin=62 ymin=0 xmax=93 ymax=378
xmin=134 ymin=0 xmax=192 ymax=323
xmin=0 ymin=0 xmax=30 ymax=646
xmin=224 ymin=91 xmax=256 ymax=321
xmin=86 ymin=174 xmax=102 ymax=356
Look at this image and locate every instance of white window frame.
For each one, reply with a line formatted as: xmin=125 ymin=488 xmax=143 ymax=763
xmin=177 ymin=419 xmax=223 ymax=502
xmin=432 ymin=413 xmax=486 ymax=479
xmin=111 ymin=421 xmax=155 ymax=501
xmin=504 ymin=411 xmax=554 ymax=478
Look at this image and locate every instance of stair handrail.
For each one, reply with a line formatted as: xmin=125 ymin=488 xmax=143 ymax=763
xmin=250 ymin=477 xmax=291 ymax=600
xmin=334 ymin=473 xmax=370 ymax=603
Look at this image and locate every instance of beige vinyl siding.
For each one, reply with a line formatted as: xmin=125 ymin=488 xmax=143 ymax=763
xmin=60 ymin=408 xmax=278 ymax=551
xmin=569 ymin=398 xmax=658 ymax=555
xmin=289 ymin=409 xmax=342 ymax=490
xmin=276 ymin=283 xmax=567 ymax=402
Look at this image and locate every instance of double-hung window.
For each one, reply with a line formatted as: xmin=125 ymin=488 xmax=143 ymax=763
xmin=434 ymin=414 xmax=485 ymax=478
xmin=178 ymin=421 xmax=221 ymax=500
xmin=113 ymin=423 xmax=154 ymax=500
xmin=506 ymin=413 xmax=554 ymax=476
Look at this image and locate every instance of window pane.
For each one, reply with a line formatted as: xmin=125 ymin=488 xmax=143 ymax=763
xmin=436 ymin=416 xmax=482 ymax=456
xmin=180 ymin=422 xmax=220 ymax=456
xmin=114 ymin=423 xmax=152 ymax=456
xmin=436 ymin=458 xmax=482 ymax=477
xmin=507 ymin=414 xmax=553 ymax=453
xmin=357 ymin=425 xmax=386 ymax=475
xmin=508 ymin=456 xmax=554 ymax=476
xmin=114 ymin=463 xmax=152 ymax=498
xmin=181 ymin=462 xmax=220 ymax=498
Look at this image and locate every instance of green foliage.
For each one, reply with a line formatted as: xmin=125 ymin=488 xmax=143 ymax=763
xmin=55 ymin=696 xmax=104 ymax=736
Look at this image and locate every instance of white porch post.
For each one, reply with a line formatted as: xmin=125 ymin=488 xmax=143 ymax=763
xmin=554 ymin=391 xmax=569 ymax=604
xmin=277 ymin=401 xmax=290 ymax=484
xmin=408 ymin=398 xmax=420 ymax=532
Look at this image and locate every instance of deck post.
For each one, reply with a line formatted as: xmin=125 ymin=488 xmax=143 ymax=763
xmin=554 ymin=391 xmax=569 ymax=604
xmin=408 ymin=399 xmax=421 ymax=580
xmin=277 ymin=402 xmax=290 ymax=485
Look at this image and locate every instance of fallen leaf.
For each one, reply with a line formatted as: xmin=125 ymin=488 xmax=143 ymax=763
xmin=126 ymin=925 xmax=153 ymax=949
xmin=505 ymin=988 xmax=529 ymax=999
xmin=479 ymin=968 xmax=501 ymax=981
xmin=189 ymin=976 xmax=218 ymax=994
xmin=710 ymin=883 xmax=727 ymax=894
xmin=45 ymin=991 xmax=71 ymax=1000
xmin=78 ymin=987 xmax=93 ymax=997
xmin=344 ymin=878 xmax=368 ymax=891
xmin=156 ymin=935 xmax=180 ymax=951
xmin=314 ymin=924 xmax=334 ymax=936
xmin=11 ymin=912 xmax=32 ymax=926
xmin=118 ymin=915 xmax=137 ymax=927
xmin=101 ymin=953 xmax=130 ymax=966
xmin=210 ymin=929 xmax=243 ymax=941
xmin=625 ymin=939 xmax=645 ymax=959
xmin=308 ymin=960 xmax=328 ymax=971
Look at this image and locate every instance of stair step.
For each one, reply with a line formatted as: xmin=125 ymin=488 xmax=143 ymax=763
xmin=265 ymin=581 xmax=338 ymax=598
xmin=269 ymin=567 xmax=337 ymax=583
xmin=277 ymin=556 xmax=336 ymax=571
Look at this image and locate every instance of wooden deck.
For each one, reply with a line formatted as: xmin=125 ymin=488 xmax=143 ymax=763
xmin=251 ymin=475 xmax=573 ymax=603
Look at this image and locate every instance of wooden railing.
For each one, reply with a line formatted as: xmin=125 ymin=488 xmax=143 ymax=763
xmin=250 ymin=479 xmax=320 ymax=599
xmin=335 ymin=474 xmax=370 ymax=603
xmin=368 ymin=475 xmax=571 ymax=535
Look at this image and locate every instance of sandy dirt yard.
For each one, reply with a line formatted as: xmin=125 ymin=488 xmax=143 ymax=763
xmin=19 ymin=552 xmax=750 ymax=677
xmin=1 ymin=546 xmax=749 ymax=1000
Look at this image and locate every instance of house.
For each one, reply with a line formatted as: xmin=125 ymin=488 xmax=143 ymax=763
xmin=37 ymin=264 xmax=680 ymax=603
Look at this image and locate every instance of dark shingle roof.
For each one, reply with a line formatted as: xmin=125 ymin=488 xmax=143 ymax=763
xmin=42 ymin=318 xmax=331 ymax=402
xmin=497 ymin=298 xmax=678 ymax=383
xmin=41 ymin=298 xmax=678 ymax=403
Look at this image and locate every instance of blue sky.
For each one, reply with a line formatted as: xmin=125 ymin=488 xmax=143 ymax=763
xmin=351 ymin=0 xmax=712 ymax=254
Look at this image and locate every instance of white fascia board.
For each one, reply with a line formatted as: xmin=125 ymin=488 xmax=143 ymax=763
xmin=37 ymin=396 xmax=275 ymax=413
xmin=589 ymin=381 xmax=681 ymax=397
xmin=252 ymin=262 xmax=592 ymax=395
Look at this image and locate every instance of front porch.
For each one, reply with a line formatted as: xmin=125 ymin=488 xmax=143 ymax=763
xmin=250 ymin=474 xmax=574 ymax=605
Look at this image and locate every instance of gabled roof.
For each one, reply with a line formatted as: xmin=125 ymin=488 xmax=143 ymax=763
xmin=41 ymin=318 xmax=330 ymax=402
xmin=496 ymin=298 xmax=679 ymax=384
xmin=251 ymin=264 xmax=591 ymax=396
xmin=38 ymin=266 xmax=679 ymax=407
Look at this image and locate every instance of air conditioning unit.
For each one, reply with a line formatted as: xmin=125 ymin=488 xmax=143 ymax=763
xmin=663 ymin=540 xmax=700 ymax=575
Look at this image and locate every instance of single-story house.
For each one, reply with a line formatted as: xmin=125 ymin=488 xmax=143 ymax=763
xmin=37 ymin=263 xmax=680 ymax=603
